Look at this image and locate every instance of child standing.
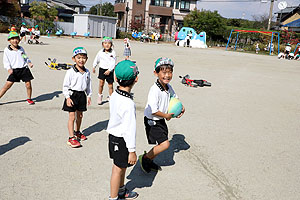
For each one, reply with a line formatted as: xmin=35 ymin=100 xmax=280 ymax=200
xmin=0 ymin=31 xmax=35 ymax=105
xmin=107 ymin=60 xmax=139 ymax=200
xmin=139 ymin=57 xmax=185 ymax=173
xmin=92 ymin=37 xmax=116 ymax=105
xmin=255 ymin=43 xmax=260 ymax=54
xmin=20 ymin=22 xmax=28 ymax=43
xmin=62 ymin=47 xmax=92 ymax=148
xmin=123 ymin=38 xmax=131 ymax=60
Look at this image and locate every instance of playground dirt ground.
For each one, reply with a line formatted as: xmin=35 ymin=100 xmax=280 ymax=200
xmin=0 ymin=34 xmax=300 ymax=200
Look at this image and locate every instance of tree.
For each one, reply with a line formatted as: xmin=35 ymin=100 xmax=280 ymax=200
xmin=0 ymin=0 xmax=21 ymax=17
xmin=29 ymin=1 xmax=58 ymax=21
xmin=88 ymin=2 xmax=116 ymax=17
xmin=184 ymin=9 xmax=226 ymax=41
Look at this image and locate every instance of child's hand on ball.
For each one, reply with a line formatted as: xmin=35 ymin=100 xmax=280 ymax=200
xmin=176 ymin=105 xmax=185 ymax=118
xmin=165 ymin=113 xmax=174 ymax=121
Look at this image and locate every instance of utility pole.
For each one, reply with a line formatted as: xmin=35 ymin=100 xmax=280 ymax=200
xmin=267 ymin=0 xmax=275 ymax=30
xmin=125 ymin=1 xmax=129 ymax=32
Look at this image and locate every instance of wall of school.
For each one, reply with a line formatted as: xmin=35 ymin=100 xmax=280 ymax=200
xmin=54 ymin=22 xmax=74 ymax=35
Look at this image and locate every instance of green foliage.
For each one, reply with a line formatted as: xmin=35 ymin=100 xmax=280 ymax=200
xmin=88 ymin=3 xmax=116 ymax=17
xmin=116 ymin=29 xmax=132 ymax=39
xmin=29 ymin=1 xmax=58 ymax=21
xmin=184 ymin=9 xmax=226 ymax=41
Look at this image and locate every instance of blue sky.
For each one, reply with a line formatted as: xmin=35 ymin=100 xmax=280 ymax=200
xmin=79 ymin=0 xmax=299 ymax=20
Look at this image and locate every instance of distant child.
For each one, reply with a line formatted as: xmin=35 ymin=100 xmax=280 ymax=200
xmin=92 ymin=37 xmax=116 ymax=105
xmin=33 ymin=25 xmax=40 ymax=43
xmin=107 ymin=60 xmax=139 ymax=200
xmin=255 ymin=43 xmax=260 ymax=54
xmin=20 ymin=22 xmax=28 ymax=43
xmin=62 ymin=47 xmax=92 ymax=148
xmin=0 ymin=31 xmax=35 ymax=105
xmin=284 ymin=43 xmax=292 ymax=56
xmin=123 ymin=38 xmax=131 ymax=60
xmin=139 ymin=57 xmax=185 ymax=173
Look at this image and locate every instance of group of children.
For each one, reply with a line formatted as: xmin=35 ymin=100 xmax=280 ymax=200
xmin=1 ymin=31 xmax=185 ymax=200
xmin=19 ymin=23 xmax=41 ymax=44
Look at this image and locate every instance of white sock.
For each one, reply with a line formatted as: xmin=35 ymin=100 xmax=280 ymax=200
xmin=98 ymin=93 xmax=103 ymax=97
xmin=109 ymin=197 xmax=118 ymax=200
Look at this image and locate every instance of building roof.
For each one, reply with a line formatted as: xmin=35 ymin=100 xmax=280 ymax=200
xmin=274 ymin=6 xmax=298 ymax=14
xmin=52 ymin=0 xmax=85 ymax=7
xmin=282 ymin=18 xmax=300 ymax=27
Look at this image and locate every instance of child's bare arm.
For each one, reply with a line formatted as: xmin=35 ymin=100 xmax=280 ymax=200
xmin=128 ymin=152 xmax=137 ymax=165
xmin=153 ymin=111 xmax=173 ymax=121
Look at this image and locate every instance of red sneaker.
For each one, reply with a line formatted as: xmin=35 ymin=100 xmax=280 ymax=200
xmin=75 ymin=131 xmax=87 ymax=141
xmin=67 ymin=137 xmax=81 ymax=148
xmin=27 ymin=99 xmax=35 ymax=105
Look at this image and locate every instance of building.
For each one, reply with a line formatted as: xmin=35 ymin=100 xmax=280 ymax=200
xmin=20 ymin=0 xmax=85 ymax=22
xmin=275 ymin=4 xmax=300 ymax=32
xmin=114 ymin=0 xmax=197 ymax=34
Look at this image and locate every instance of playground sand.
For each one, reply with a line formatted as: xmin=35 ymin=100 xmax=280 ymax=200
xmin=0 ymin=34 xmax=300 ymax=200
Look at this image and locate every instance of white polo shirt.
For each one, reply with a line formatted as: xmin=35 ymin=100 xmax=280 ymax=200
xmin=107 ymin=88 xmax=136 ymax=152
xmin=62 ymin=65 xmax=92 ymax=98
xmin=144 ymin=80 xmax=177 ymax=120
xmin=3 ymin=45 xmax=31 ymax=70
xmin=92 ymin=49 xmax=116 ymax=71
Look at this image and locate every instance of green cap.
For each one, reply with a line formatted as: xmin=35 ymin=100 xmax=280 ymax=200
xmin=115 ymin=60 xmax=139 ymax=81
xmin=102 ymin=36 xmax=112 ymax=43
xmin=73 ymin=47 xmax=88 ymax=57
xmin=35 ymin=25 xmax=39 ymax=28
xmin=22 ymin=22 xmax=26 ymax=26
xmin=8 ymin=31 xmax=19 ymax=40
xmin=154 ymin=57 xmax=174 ymax=69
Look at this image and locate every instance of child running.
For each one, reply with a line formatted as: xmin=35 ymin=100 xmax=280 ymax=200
xmin=123 ymin=38 xmax=131 ymax=60
xmin=139 ymin=57 xmax=185 ymax=173
xmin=92 ymin=36 xmax=116 ymax=105
xmin=20 ymin=22 xmax=28 ymax=43
xmin=62 ymin=47 xmax=92 ymax=148
xmin=0 ymin=31 xmax=35 ymax=105
xmin=107 ymin=60 xmax=139 ymax=200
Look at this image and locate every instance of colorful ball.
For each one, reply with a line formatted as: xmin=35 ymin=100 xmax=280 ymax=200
xmin=168 ymin=97 xmax=183 ymax=118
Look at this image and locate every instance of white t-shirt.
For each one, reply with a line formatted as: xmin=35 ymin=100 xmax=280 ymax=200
xmin=92 ymin=49 xmax=116 ymax=71
xmin=34 ymin=30 xmax=40 ymax=36
xmin=144 ymin=80 xmax=177 ymax=120
xmin=3 ymin=45 xmax=31 ymax=70
xmin=107 ymin=88 xmax=136 ymax=152
xmin=62 ymin=65 xmax=92 ymax=98
xmin=20 ymin=27 xmax=28 ymax=33
xmin=285 ymin=46 xmax=291 ymax=51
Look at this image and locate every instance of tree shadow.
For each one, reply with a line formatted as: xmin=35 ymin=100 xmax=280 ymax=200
xmin=82 ymin=120 xmax=109 ymax=137
xmin=0 ymin=136 xmax=31 ymax=156
xmin=33 ymin=91 xmax=62 ymax=102
xmin=125 ymin=134 xmax=190 ymax=191
xmin=0 ymin=91 xmax=62 ymax=105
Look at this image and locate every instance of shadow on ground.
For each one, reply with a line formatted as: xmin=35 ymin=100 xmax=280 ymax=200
xmin=0 ymin=91 xmax=62 ymax=105
xmin=83 ymin=120 xmax=109 ymax=137
xmin=0 ymin=136 xmax=31 ymax=156
xmin=126 ymin=134 xmax=190 ymax=191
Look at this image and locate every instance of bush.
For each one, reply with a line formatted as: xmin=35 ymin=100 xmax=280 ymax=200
xmin=116 ymin=30 xmax=132 ymax=39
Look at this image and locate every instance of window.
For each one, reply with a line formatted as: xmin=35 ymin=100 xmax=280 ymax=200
xmin=137 ymin=0 xmax=142 ymax=4
xmin=151 ymin=16 xmax=155 ymax=26
xmin=170 ymin=0 xmax=174 ymax=7
xmin=180 ymin=0 xmax=190 ymax=10
xmin=175 ymin=0 xmax=179 ymax=9
xmin=152 ymin=0 xmax=164 ymax=6
xmin=135 ymin=16 xmax=142 ymax=22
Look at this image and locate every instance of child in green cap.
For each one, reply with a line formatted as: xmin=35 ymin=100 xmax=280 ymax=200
xmin=92 ymin=36 xmax=116 ymax=105
xmin=139 ymin=57 xmax=185 ymax=173
xmin=106 ymin=60 xmax=139 ymax=200
xmin=0 ymin=31 xmax=35 ymax=105
xmin=62 ymin=47 xmax=92 ymax=148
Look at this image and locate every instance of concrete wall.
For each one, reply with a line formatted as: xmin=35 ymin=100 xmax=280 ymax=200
xmin=54 ymin=22 xmax=74 ymax=35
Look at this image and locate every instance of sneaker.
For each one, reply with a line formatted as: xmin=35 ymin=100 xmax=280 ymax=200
xmin=138 ymin=152 xmax=151 ymax=173
xmin=149 ymin=160 xmax=162 ymax=172
xmin=119 ymin=188 xmax=139 ymax=200
xmin=27 ymin=99 xmax=35 ymax=105
xmin=97 ymin=94 xmax=103 ymax=105
xmin=74 ymin=131 xmax=87 ymax=141
xmin=67 ymin=137 xmax=81 ymax=148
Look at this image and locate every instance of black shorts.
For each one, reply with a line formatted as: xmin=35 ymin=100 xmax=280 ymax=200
xmin=34 ymin=35 xmax=40 ymax=39
xmin=98 ymin=68 xmax=114 ymax=84
xmin=20 ymin=32 xmax=26 ymax=37
xmin=108 ymin=134 xmax=132 ymax=168
xmin=144 ymin=116 xmax=168 ymax=145
xmin=62 ymin=90 xmax=87 ymax=112
xmin=7 ymin=67 xmax=34 ymax=82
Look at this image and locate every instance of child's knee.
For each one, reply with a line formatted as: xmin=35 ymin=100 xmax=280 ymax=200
xmin=77 ymin=112 xmax=83 ymax=118
xmin=25 ymin=82 xmax=32 ymax=89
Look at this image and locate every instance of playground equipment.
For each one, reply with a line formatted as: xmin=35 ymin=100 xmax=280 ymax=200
xmin=56 ymin=30 xmax=63 ymax=36
xmin=45 ymin=58 xmax=72 ymax=70
xmin=226 ymin=29 xmax=280 ymax=55
xmin=293 ymin=43 xmax=300 ymax=54
xmin=70 ymin=32 xmax=77 ymax=38
xmin=174 ymin=27 xmax=207 ymax=48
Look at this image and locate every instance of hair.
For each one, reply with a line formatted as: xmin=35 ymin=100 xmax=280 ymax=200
xmin=117 ymin=78 xmax=136 ymax=87
xmin=73 ymin=53 xmax=87 ymax=58
xmin=155 ymin=64 xmax=173 ymax=73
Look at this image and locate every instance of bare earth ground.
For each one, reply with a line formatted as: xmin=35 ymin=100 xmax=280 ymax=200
xmin=0 ymin=34 xmax=300 ymax=200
